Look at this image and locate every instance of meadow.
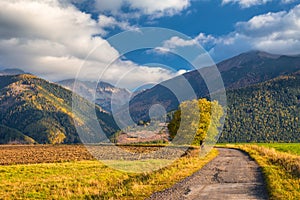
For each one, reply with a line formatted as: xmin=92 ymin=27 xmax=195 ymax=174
xmin=257 ymin=143 xmax=300 ymax=156
xmin=2 ymin=144 xmax=300 ymax=199
xmin=0 ymin=145 xmax=218 ymax=199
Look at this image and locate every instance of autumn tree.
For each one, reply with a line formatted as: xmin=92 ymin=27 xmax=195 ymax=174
xmin=168 ymin=98 xmax=224 ymax=146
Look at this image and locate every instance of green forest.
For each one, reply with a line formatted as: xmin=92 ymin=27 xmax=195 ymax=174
xmin=219 ymin=72 xmax=300 ymax=143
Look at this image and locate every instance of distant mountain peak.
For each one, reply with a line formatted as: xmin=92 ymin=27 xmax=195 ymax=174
xmin=256 ymin=51 xmax=280 ymax=59
xmin=216 ymin=50 xmax=299 ymax=72
xmin=97 ymin=81 xmax=114 ymax=88
xmin=0 ymin=68 xmax=26 ymax=76
xmin=58 ymin=79 xmax=131 ymax=113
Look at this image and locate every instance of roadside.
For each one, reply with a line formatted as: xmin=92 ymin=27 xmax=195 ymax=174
xmin=148 ymin=148 xmax=268 ymax=200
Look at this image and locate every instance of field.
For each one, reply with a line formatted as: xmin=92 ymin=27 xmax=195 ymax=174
xmin=257 ymin=143 xmax=300 ymax=156
xmin=0 ymin=145 xmax=218 ymax=199
xmin=0 ymin=145 xmax=94 ymax=165
xmin=228 ymin=144 xmax=300 ymax=200
xmin=2 ymin=144 xmax=300 ymax=199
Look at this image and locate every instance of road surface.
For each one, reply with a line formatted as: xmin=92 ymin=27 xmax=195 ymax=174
xmin=148 ymin=148 xmax=268 ymax=200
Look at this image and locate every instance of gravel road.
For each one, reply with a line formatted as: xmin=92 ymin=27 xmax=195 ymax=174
xmin=148 ymin=148 xmax=268 ymax=200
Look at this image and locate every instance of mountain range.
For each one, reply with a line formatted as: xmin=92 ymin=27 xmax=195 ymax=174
xmin=128 ymin=51 xmax=300 ymax=122
xmin=0 ymin=51 xmax=299 ymax=144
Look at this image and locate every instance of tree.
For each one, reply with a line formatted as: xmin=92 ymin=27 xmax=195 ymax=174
xmin=168 ymin=98 xmax=224 ymax=146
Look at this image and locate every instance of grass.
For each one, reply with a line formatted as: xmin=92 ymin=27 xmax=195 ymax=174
xmin=217 ymin=143 xmax=300 ymax=155
xmin=0 ymin=147 xmax=218 ymax=199
xmin=225 ymin=144 xmax=300 ymax=200
xmin=257 ymin=143 xmax=300 ymax=156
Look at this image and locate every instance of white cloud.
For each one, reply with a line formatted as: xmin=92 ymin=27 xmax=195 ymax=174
xmin=0 ymin=0 xmax=183 ymax=89
xmin=158 ymin=4 xmax=300 ymax=62
xmin=94 ymin=0 xmax=191 ymax=18
xmin=233 ymin=4 xmax=300 ymax=54
xmin=98 ymin=15 xmax=138 ymax=35
xmin=160 ymin=33 xmax=217 ymax=52
xmin=222 ymin=0 xmax=295 ymax=8
xmin=163 ymin=36 xmax=198 ymax=49
xmin=98 ymin=60 xmax=188 ymax=90
xmin=222 ymin=0 xmax=272 ymax=8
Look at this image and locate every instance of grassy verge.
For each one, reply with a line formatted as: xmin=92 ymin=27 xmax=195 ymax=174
xmin=257 ymin=143 xmax=300 ymax=156
xmin=0 ymin=148 xmax=218 ymax=199
xmin=225 ymin=144 xmax=300 ymax=200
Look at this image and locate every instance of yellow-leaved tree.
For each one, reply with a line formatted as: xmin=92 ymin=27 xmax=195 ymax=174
xmin=168 ymin=98 xmax=224 ymax=146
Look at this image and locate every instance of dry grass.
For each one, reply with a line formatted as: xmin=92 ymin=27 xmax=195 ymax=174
xmin=0 ymin=145 xmax=218 ymax=199
xmin=227 ymin=144 xmax=300 ymax=200
xmin=257 ymin=143 xmax=300 ymax=156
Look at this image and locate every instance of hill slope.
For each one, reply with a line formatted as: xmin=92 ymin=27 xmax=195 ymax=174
xmin=0 ymin=75 xmax=118 ymax=144
xmin=0 ymin=124 xmax=35 ymax=144
xmin=220 ymin=71 xmax=300 ymax=142
xmin=128 ymin=51 xmax=300 ymax=122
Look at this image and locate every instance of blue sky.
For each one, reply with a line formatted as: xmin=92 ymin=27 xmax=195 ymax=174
xmin=0 ymin=0 xmax=299 ymax=89
xmin=98 ymin=0 xmax=298 ymax=38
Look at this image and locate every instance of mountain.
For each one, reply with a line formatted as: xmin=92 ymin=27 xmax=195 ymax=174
xmin=0 ymin=68 xmax=26 ymax=76
xmin=58 ymin=79 xmax=131 ymax=113
xmin=0 ymin=74 xmax=119 ymax=144
xmin=217 ymin=51 xmax=300 ymax=89
xmin=219 ymin=71 xmax=300 ymax=142
xmin=127 ymin=51 xmax=300 ymax=122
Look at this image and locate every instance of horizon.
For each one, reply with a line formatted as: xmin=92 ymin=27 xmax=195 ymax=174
xmin=1 ymin=0 xmax=300 ymax=89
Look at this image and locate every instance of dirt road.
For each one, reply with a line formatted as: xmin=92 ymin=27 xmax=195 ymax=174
xmin=148 ymin=148 xmax=268 ymax=200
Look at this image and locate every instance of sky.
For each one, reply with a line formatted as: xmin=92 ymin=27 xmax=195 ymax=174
xmin=0 ymin=0 xmax=300 ymax=90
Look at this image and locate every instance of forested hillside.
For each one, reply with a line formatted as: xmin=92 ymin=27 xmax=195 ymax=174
xmin=0 ymin=124 xmax=35 ymax=144
xmin=220 ymin=72 xmax=300 ymax=142
xmin=0 ymin=75 xmax=118 ymax=144
xmin=128 ymin=51 xmax=300 ymax=122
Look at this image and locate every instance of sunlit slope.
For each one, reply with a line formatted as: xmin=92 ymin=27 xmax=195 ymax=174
xmin=0 ymin=74 xmax=118 ymax=144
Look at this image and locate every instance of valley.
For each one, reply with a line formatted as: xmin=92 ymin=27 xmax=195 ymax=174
xmin=1 ymin=51 xmax=299 ymax=145
xmin=0 ymin=51 xmax=299 ymax=199
xmin=2 ymin=0 xmax=300 ymax=199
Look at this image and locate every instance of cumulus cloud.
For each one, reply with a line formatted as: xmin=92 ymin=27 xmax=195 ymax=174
xmin=94 ymin=0 xmax=191 ymax=18
xmin=222 ymin=0 xmax=295 ymax=8
xmin=159 ymin=3 xmax=300 ymax=62
xmin=97 ymin=60 xmax=189 ymax=90
xmin=229 ymin=4 xmax=300 ymax=55
xmin=97 ymin=15 xmax=138 ymax=36
xmin=163 ymin=36 xmax=198 ymax=49
xmin=162 ymin=33 xmax=217 ymax=50
xmin=0 ymin=0 xmax=183 ymax=89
